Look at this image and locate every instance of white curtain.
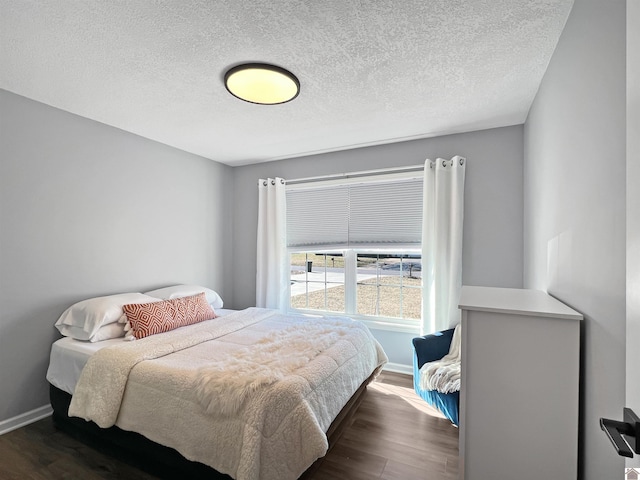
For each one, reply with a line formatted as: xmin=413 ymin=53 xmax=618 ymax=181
xmin=256 ymin=177 xmax=287 ymax=309
xmin=421 ymin=156 xmax=466 ymax=335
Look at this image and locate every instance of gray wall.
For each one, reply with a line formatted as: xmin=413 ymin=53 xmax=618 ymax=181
xmin=231 ymin=125 xmax=524 ymax=366
xmin=0 ymin=90 xmax=233 ymax=421
xmin=523 ymin=0 xmax=626 ymax=478
xmin=627 ymin=3 xmax=640 ymax=467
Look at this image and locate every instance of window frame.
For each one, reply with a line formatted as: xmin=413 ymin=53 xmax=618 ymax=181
xmin=287 ymin=247 xmax=422 ymax=334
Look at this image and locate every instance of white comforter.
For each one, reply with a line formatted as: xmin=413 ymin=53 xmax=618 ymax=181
xmin=68 ymin=308 xmax=387 ymax=480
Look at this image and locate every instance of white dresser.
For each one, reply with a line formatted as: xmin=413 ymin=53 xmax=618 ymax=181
xmin=458 ymin=286 xmax=583 ymax=480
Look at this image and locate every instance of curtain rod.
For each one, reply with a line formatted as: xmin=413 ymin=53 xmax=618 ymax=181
xmin=286 ymin=164 xmax=424 ymax=186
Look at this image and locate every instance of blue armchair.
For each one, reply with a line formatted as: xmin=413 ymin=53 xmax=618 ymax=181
xmin=412 ymin=328 xmax=459 ymax=425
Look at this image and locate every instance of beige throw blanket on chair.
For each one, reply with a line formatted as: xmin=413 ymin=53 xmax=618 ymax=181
xmin=419 ymin=323 xmax=462 ymax=394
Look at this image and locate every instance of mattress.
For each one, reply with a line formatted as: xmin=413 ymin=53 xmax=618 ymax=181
xmin=46 ymin=308 xmax=237 ymax=395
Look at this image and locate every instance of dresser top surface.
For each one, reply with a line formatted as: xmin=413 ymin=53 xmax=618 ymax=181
xmin=458 ymin=286 xmax=583 ymax=320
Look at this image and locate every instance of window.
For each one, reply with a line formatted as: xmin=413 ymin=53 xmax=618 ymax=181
xmin=354 ymin=252 xmax=421 ymax=319
xmin=286 ymin=170 xmax=423 ymax=331
xmin=290 ymin=252 xmax=346 ymax=312
xmin=289 ymin=251 xmax=421 ymax=327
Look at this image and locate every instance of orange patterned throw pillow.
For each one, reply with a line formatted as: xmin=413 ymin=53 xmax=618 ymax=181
xmin=123 ymin=292 xmax=217 ymax=339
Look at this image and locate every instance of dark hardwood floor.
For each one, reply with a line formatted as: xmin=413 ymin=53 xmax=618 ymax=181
xmin=0 ymin=372 xmax=458 ymax=479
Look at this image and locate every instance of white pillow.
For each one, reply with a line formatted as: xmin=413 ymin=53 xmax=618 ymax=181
xmin=143 ymin=284 xmax=223 ymax=309
xmin=89 ymin=321 xmax=126 ymax=343
xmin=55 ymin=293 xmax=160 ymax=341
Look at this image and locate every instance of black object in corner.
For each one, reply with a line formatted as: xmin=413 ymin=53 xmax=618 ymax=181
xmin=600 ymin=408 xmax=640 ymax=458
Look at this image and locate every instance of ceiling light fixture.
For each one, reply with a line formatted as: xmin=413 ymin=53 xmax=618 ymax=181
xmin=224 ymin=63 xmax=300 ymax=105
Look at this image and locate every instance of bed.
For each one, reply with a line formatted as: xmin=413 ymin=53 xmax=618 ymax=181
xmin=46 ymin=286 xmax=387 ymax=480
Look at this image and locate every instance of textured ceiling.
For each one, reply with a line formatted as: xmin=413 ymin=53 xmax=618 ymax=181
xmin=0 ymin=0 xmax=574 ymax=166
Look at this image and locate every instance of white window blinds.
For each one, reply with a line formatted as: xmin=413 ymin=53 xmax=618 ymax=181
xmin=286 ymin=175 xmax=423 ymax=248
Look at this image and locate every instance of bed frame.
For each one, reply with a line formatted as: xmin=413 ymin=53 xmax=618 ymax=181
xmin=49 ymin=373 xmax=373 ymax=479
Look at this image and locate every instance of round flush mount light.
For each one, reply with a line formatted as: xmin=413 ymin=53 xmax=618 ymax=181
xmin=224 ymin=63 xmax=300 ymax=105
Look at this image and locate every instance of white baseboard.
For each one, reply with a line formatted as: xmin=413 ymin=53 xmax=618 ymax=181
xmin=382 ymin=362 xmax=413 ymax=376
xmin=0 ymin=404 xmax=53 ymax=436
